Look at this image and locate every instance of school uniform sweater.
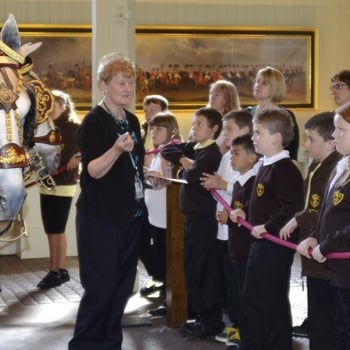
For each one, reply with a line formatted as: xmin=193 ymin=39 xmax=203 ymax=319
xmin=295 ymin=151 xmax=341 ymax=280
xmin=310 ymin=170 xmax=350 ymax=289
xmin=249 ymin=156 xmax=304 ymax=240
xmin=161 ymin=141 xmax=222 ymax=216
xmin=227 ymin=169 xmax=256 ymax=262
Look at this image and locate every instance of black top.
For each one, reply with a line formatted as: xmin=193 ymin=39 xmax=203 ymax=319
xmin=296 ymin=151 xmax=341 ymax=280
xmin=54 ymin=117 xmax=80 ymax=185
xmin=228 ymin=176 xmax=255 ymax=262
xmin=249 ymin=158 xmax=304 ymax=242
xmin=161 ymin=141 xmax=222 ymax=216
xmin=76 ymin=105 xmax=145 ymax=223
xmin=310 ymin=167 xmax=350 ymax=289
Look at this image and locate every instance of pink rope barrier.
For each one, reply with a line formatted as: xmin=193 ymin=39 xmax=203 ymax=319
xmin=210 ymin=188 xmax=350 ymax=260
xmin=145 ymin=140 xmax=181 ymax=155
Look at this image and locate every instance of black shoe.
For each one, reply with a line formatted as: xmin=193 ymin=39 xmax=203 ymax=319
xmin=180 ymin=320 xmax=224 ymax=339
xmin=149 ymin=305 xmax=166 ymax=318
xmin=59 ymin=268 xmax=70 ymax=283
xmin=292 ymin=318 xmax=309 ymax=338
xmin=37 ymin=269 xmax=70 ymax=290
xmin=140 ymin=283 xmax=163 ymax=297
xmin=37 ymin=271 xmax=62 ymax=289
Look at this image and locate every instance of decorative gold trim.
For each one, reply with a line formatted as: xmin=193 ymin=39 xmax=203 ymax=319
xmin=0 ymin=41 xmax=24 ymax=65
xmin=0 ymin=142 xmax=28 ymax=168
xmin=28 ymin=79 xmax=54 ymax=124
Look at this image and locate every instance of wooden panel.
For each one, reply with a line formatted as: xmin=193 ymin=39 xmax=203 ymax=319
xmin=165 ymin=179 xmax=187 ymax=327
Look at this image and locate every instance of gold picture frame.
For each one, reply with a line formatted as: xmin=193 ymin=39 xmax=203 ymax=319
xmin=18 ymin=24 xmax=92 ymax=111
xmin=136 ymin=26 xmax=317 ymax=110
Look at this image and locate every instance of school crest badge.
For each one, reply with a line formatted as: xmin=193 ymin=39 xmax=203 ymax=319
xmin=256 ymin=183 xmax=264 ymax=197
xmin=333 ymin=190 xmax=344 ymax=206
xmin=309 ymin=193 xmax=320 ymax=209
xmin=233 ymin=200 xmax=243 ymax=209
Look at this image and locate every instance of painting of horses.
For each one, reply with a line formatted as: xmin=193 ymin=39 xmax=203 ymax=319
xmin=18 ymin=25 xmax=92 ymax=110
xmin=135 ymin=26 xmax=316 ymax=110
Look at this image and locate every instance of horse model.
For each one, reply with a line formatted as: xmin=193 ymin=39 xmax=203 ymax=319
xmin=0 ymin=14 xmax=60 ymax=239
xmin=24 ymin=79 xmax=61 ymax=192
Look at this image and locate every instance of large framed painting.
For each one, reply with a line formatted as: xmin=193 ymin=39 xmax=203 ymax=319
xmin=136 ymin=26 xmax=317 ymax=110
xmin=18 ymin=24 xmax=92 ymax=110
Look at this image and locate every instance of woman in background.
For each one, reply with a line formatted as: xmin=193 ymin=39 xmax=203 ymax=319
xmin=37 ymin=89 xmax=80 ymax=290
xmin=247 ymin=66 xmax=299 ymax=161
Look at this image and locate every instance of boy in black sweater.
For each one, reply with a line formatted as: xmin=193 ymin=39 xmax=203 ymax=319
xmin=231 ymin=108 xmax=304 ymax=350
xmin=161 ymin=107 xmax=224 ymax=338
xmin=217 ymin=134 xmax=260 ymax=349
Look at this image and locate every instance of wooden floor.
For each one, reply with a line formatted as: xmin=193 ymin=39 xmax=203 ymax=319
xmin=0 ymin=255 xmax=309 ymax=350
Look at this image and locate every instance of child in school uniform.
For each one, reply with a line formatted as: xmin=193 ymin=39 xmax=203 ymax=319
xmin=141 ymin=112 xmax=182 ymax=316
xmin=280 ymin=111 xmax=342 ymax=349
xmin=298 ymin=101 xmax=350 ymax=349
xmin=218 ymin=134 xmax=260 ymax=350
xmin=161 ymin=107 xmax=224 ymax=338
xmin=200 ymin=109 xmax=253 ymax=345
xmin=231 ymin=108 xmax=304 ymax=350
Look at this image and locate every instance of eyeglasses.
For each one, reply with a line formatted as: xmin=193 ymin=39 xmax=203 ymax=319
xmin=330 ymin=83 xmax=349 ymax=91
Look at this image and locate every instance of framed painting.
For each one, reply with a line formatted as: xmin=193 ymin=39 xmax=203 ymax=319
xmin=18 ymin=24 xmax=92 ymax=110
xmin=136 ymin=26 xmax=317 ymax=110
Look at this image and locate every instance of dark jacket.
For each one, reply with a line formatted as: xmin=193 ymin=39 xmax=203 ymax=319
xmin=310 ymin=164 xmax=350 ymax=289
xmin=161 ymin=141 xmax=222 ymax=216
xmin=249 ymin=158 xmax=304 ymax=241
xmin=296 ymin=151 xmax=341 ymax=280
xmin=227 ymin=176 xmax=255 ymax=262
xmin=54 ymin=117 xmax=80 ymax=186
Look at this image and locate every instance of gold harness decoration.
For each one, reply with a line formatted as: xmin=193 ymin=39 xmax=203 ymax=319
xmin=31 ymin=129 xmax=62 ymax=146
xmin=28 ymin=79 xmax=53 ymax=125
xmin=0 ymin=82 xmax=18 ymax=112
xmin=0 ymin=142 xmax=28 ymax=168
xmin=0 ymin=41 xmax=25 ymax=65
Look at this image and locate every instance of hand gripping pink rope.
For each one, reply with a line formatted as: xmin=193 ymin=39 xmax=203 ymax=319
xmin=210 ymin=188 xmax=350 ymax=260
xmin=145 ymin=139 xmax=181 ymax=155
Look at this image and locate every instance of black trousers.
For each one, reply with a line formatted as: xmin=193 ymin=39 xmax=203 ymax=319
xmin=232 ymin=259 xmax=254 ymax=350
xmin=219 ymin=240 xmax=238 ymax=326
xmin=138 ymin=221 xmax=166 ymax=282
xmin=307 ymin=277 xmax=341 ymax=350
xmin=242 ymin=240 xmax=294 ymax=350
xmin=332 ymin=285 xmax=350 ymax=350
xmin=183 ymin=215 xmax=224 ymax=332
xmin=68 ymin=211 xmax=143 ymax=350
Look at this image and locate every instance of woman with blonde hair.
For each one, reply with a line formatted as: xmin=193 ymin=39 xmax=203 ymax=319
xmin=208 ymin=79 xmax=241 ymax=153
xmin=247 ymin=66 xmax=300 ymax=160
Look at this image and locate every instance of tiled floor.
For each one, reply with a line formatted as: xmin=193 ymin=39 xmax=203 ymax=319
xmin=0 ymin=254 xmax=309 ymax=350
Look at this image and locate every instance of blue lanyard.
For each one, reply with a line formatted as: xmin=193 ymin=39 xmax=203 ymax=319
xmin=103 ymin=102 xmax=139 ymax=172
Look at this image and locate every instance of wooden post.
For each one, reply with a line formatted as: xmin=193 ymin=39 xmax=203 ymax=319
xmin=165 ymin=180 xmax=187 ymax=327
